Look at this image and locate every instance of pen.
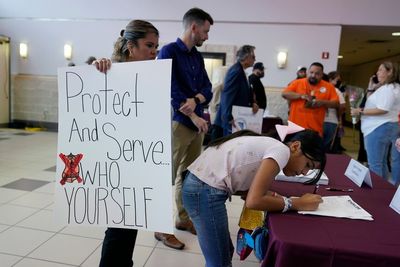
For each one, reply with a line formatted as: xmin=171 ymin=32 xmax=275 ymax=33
xmin=313 ymin=185 xmax=319 ymax=194
xmin=325 ymin=187 xmax=353 ymax=192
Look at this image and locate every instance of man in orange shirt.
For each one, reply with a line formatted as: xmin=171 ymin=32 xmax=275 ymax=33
xmin=282 ymin=62 xmax=339 ymax=136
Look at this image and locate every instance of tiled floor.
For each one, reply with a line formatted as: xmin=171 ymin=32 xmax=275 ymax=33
xmin=0 ymin=128 xmax=261 ymax=267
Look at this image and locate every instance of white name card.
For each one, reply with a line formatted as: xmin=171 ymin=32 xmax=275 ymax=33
xmin=390 ymin=186 xmax=400 ymax=215
xmin=344 ymin=159 xmax=373 ymax=188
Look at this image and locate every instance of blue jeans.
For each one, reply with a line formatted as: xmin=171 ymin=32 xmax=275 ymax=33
xmin=364 ymin=122 xmax=400 ymax=184
xmin=182 ymin=172 xmax=234 ymax=267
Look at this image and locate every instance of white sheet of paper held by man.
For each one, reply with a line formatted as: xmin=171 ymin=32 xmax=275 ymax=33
xmin=275 ymin=170 xmax=329 ymax=185
xmin=298 ymin=195 xmax=373 ymax=221
xmin=231 ymin=105 xmax=264 ymax=133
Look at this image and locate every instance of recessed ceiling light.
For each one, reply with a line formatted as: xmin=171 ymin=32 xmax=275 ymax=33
xmin=338 ymin=55 xmax=343 ymax=59
xmin=392 ymin=32 xmax=400 ymax=36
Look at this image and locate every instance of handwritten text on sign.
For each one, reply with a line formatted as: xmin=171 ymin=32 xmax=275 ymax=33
xmin=55 ymin=60 xmax=173 ymax=233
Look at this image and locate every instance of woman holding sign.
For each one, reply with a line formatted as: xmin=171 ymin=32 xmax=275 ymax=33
xmin=182 ymin=122 xmax=326 ymax=267
xmin=96 ymin=19 xmax=159 ymax=267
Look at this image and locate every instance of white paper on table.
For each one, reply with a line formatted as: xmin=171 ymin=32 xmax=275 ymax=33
xmin=298 ymin=195 xmax=373 ymax=221
xmin=275 ymin=170 xmax=329 ymax=185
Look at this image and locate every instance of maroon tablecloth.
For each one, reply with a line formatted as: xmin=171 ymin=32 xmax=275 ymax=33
xmin=262 ymin=154 xmax=400 ymax=267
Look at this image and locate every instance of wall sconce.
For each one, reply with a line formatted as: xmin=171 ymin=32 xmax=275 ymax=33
xmin=19 ymin=42 xmax=28 ymax=58
xmin=277 ymin=51 xmax=288 ymax=69
xmin=64 ymin=44 xmax=73 ymax=60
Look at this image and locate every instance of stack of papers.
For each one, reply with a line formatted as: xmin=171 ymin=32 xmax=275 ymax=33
xmin=298 ymin=195 xmax=373 ymax=221
xmin=275 ymin=171 xmax=329 ymax=185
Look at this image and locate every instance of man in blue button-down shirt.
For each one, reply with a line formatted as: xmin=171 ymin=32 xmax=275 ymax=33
xmin=155 ymin=7 xmax=213 ymax=250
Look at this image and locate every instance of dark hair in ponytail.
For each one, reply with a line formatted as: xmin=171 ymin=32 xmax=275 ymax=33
xmin=112 ymin=20 xmax=159 ymax=63
xmin=207 ymin=128 xmax=326 ymax=184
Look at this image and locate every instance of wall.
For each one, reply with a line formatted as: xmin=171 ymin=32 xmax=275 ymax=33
xmin=2 ymin=0 xmax=400 ymax=25
xmin=1 ymin=0 xmax=400 ymax=126
xmin=340 ymin=54 xmax=400 ymax=88
xmin=0 ymin=17 xmax=341 ymax=87
xmin=2 ymin=0 xmax=400 ymax=82
xmin=11 ymin=75 xmax=58 ymax=129
xmin=265 ymin=87 xmax=289 ymax=122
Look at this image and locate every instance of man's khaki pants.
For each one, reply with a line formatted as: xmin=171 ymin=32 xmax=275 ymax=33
xmin=172 ymin=121 xmax=204 ymax=224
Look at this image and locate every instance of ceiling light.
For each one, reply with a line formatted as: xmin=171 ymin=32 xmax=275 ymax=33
xmin=392 ymin=32 xmax=400 ymax=36
xmin=337 ymin=55 xmax=343 ymax=59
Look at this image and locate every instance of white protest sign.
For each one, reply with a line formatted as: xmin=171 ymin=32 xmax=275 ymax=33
xmin=344 ymin=159 xmax=373 ymax=188
xmin=55 ymin=60 xmax=173 ymax=233
xmin=390 ymin=186 xmax=400 ymax=215
xmin=232 ymin=105 xmax=264 ymax=133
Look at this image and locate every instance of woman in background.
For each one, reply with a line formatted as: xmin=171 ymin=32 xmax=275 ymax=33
xmin=351 ymin=61 xmax=400 ymax=185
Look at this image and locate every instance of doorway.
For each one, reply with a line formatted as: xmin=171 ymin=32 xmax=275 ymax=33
xmin=0 ymin=35 xmax=10 ymax=127
xmin=338 ymin=25 xmax=400 ymax=88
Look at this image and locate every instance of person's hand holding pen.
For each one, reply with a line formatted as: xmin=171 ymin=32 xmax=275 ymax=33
xmin=290 ymin=192 xmax=323 ymax=211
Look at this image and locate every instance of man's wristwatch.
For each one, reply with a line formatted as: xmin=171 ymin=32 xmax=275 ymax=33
xmin=194 ymin=96 xmax=201 ymax=105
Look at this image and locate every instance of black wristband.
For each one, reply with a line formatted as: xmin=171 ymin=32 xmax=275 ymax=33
xmin=194 ymin=96 xmax=201 ymax=105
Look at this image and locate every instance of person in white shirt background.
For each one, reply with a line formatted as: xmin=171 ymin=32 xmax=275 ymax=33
xmin=351 ymin=61 xmax=400 ymax=185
